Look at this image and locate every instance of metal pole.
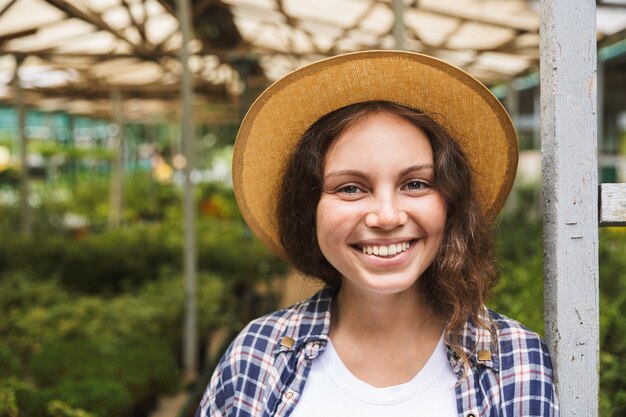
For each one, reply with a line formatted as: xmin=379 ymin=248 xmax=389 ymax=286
xmin=177 ymin=0 xmax=198 ymax=381
xmin=108 ymin=89 xmax=124 ymax=229
xmin=540 ymin=1 xmax=599 ymax=415
xmin=505 ymin=80 xmax=520 ymax=139
xmin=533 ymin=89 xmax=541 ymax=150
xmin=393 ymin=0 xmax=405 ymax=50
xmin=13 ymin=55 xmax=32 ymax=236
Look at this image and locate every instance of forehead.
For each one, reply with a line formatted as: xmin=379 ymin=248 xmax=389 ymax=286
xmin=324 ymin=111 xmax=433 ymax=170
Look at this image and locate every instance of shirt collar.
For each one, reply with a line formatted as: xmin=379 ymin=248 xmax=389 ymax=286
xmin=273 ymin=286 xmax=334 ymax=355
xmin=273 ymin=287 xmax=499 ymax=372
xmin=447 ymin=308 xmax=500 ymax=373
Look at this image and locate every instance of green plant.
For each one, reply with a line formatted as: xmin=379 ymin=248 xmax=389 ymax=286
xmin=47 ymin=400 xmax=96 ymax=417
xmin=0 ymin=270 xmax=241 ymax=417
xmin=0 ymin=379 xmax=19 ymax=417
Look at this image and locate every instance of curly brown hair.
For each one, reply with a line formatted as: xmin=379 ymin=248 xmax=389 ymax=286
xmin=277 ymin=100 xmax=498 ymax=347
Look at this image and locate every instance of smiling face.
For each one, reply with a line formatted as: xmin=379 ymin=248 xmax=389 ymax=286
xmin=315 ymin=111 xmax=447 ymax=297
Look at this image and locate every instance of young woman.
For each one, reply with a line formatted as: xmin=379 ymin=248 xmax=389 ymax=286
xmin=196 ymin=51 xmax=558 ymax=417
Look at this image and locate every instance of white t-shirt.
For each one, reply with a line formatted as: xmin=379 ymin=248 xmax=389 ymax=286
xmin=290 ymin=333 xmax=458 ymax=417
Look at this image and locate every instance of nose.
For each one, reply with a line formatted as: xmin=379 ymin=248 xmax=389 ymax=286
xmin=364 ymin=194 xmax=408 ymax=230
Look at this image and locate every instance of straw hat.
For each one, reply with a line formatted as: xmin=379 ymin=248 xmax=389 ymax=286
xmin=233 ymin=50 xmax=518 ymax=258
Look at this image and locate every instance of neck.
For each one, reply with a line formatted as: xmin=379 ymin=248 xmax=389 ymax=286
xmin=330 ymin=280 xmax=442 ymax=341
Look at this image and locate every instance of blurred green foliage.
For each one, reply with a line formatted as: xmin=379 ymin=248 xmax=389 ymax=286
xmin=0 ymin=176 xmax=285 ymax=294
xmin=0 ymin=174 xmax=286 ymax=417
xmin=0 ymin=271 xmax=242 ymax=417
xmin=0 ymin=171 xmax=624 ymax=416
xmin=47 ymin=400 xmax=96 ymax=417
xmin=0 ymin=217 xmax=276 ymax=294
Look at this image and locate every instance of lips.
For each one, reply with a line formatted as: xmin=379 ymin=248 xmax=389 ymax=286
xmin=355 ymin=240 xmax=413 ymax=257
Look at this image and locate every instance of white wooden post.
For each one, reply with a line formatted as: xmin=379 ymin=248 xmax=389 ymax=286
xmin=540 ymin=1 xmax=599 ymax=415
xmin=177 ymin=0 xmax=198 ymax=381
xmin=599 ymin=184 xmax=626 ymax=226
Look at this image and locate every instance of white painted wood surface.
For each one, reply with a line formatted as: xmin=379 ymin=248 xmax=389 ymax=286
xmin=540 ymin=1 xmax=599 ymax=416
xmin=599 ymin=184 xmax=626 ymax=226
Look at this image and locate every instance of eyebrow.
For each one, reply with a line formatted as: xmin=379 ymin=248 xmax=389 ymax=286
xmin=324 ymin=164 xmax=434 ymax=180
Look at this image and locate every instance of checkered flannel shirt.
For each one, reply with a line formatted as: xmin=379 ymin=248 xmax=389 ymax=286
xmin=196 ymin=287 xmax=559 ymax=417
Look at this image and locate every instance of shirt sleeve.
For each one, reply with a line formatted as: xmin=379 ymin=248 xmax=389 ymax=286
xmin=498 ymin=327 xmax=560 ymax=417
xmin=195 ymin=341 xmax=239 ymax=417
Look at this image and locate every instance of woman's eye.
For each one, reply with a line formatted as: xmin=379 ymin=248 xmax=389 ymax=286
xmin=403 ymin=180 xmax=427 ymax=191
xmin=338 ymin=185 xmax=363 ymax=194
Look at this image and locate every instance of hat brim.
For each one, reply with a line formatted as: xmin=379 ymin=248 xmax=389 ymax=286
xmin=233 ymin=50 xmax=518 ymax=258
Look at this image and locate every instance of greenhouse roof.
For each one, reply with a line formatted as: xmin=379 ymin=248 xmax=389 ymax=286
xmin=1 ymin=0 xmax=626 ymax=119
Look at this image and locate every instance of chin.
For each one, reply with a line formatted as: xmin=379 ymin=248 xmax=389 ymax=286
xmin=351 ymin=271 xmax=423 ymax=296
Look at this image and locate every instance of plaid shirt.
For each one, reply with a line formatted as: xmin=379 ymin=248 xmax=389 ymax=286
xmin=196 ymin=287 xmax=559 ymax=417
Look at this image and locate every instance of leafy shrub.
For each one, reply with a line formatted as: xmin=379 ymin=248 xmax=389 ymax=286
xmin=34 ymin=379 xmax=130 ymax=417
xmin=0 ymin=378 xmax=20 ymax=417
xmin=598 ymin=227 xmax=626 ymax=417
xmin=29 ymin=338 xmax=176 ymax=416
xmin=47 ymin=400 xmax=96 ymax=417
xmin=0 ymin=271 xmax=237 ymax=417
xmin=0 ymin=347 xmax=19 ymax=379
xmin=0 ymin=217 xmax=283 ymax=295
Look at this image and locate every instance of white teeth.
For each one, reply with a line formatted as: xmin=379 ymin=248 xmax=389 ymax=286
xmin=361 ymin=242 xmax=411 ymax=257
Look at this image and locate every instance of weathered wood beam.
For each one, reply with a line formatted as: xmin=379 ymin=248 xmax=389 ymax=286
xmin=141 ymin=0 xmax=150 ymax=42
xmin=418 ymin=2 xmax=539 ymax=32
xmin=324 ymin=0 xmax=381 ymax=54
xmin=0 ymin=27 xmax=39 ymax=44
xmin=596 ymin=1 xmax=626 ymax=9
xmin=26 ymin=83 xmax=228 ymax=100
xmin=45 ymin=0 xmax=132 ymax=43
xmin=155 ymin=0 xmax=175 ymax=15
xmin=541 ymin=0 xmax=599 ymax=416
xmin=120 ymin=0 xmax=149 ymax=46
xmin=44 ymin=0 xmax=154 ymax=58
xmin=4 ymin=50 xmax=179 ymax=60
xmin=599 ymin=184 xmax=626 ymax=226
xmin=0 ymin=0 xmax=19 ymax=19
xmin=290 ymin=26 xmax=323 ymax=55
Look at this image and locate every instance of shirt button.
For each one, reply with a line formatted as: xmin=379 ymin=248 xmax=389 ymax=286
xmin=312 ymin=342 xmax=320 ymax=349
xmin=284 ymin=391 xmax=295 ymax=400
xmin=467 ymin=413 xmax=476 ymax=417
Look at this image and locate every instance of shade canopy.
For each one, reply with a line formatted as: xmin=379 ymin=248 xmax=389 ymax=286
xmin=1 ymin=0 xmax=625 ymax=119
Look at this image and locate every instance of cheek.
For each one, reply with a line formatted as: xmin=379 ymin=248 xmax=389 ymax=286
xmin=416 ymin=195 xmax=447 ymax=249
xmin=315 ymin=198 xmax=357 ymax=257
xmin=315 ymin=200 xmax=331 ymax=251
xmin=316 ymin=200 xmax=338 ymax=242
